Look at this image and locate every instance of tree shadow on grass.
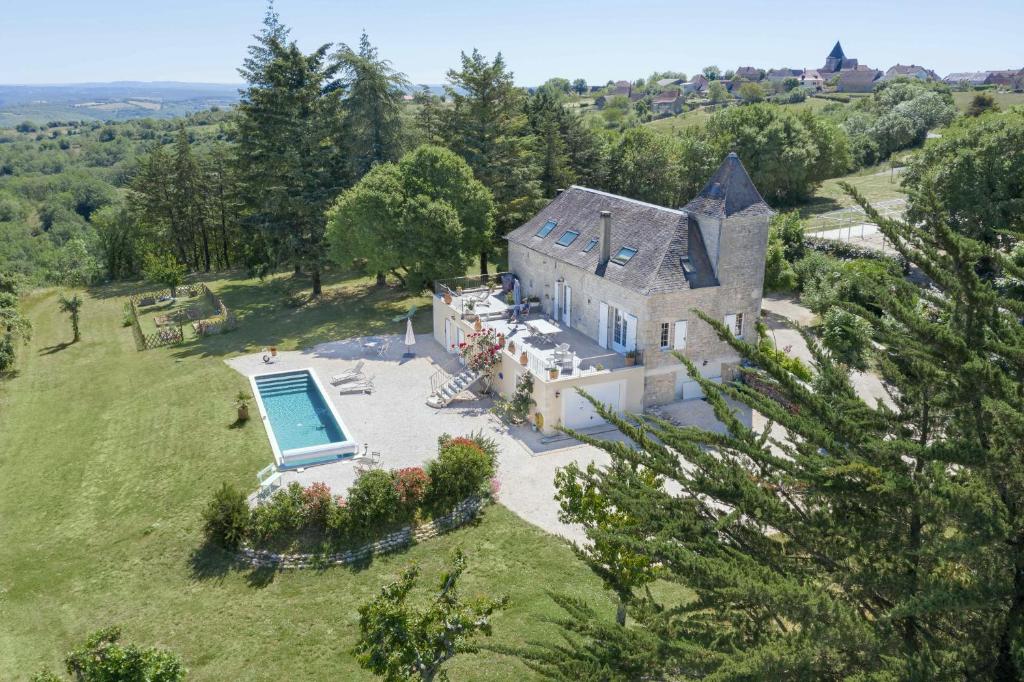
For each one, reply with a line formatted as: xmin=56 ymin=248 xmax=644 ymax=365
xmin=38 ymin=341 xmax=73 ymax=355
xmin=168 ymin=272 xmax=431 ymax=361
xmin=188 ymin=541 xmax=241 ymax=583
xmin=245 ymin=565 xmax=278 ymax=589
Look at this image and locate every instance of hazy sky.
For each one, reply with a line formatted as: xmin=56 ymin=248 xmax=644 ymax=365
xmin=2 ymin=0 xmax=1021 ymax=85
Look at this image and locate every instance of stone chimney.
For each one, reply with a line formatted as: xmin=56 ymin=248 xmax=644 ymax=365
xmin=599 ymin=211 xmax=612 ymax=265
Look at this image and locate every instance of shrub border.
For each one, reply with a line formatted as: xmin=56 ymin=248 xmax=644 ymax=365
xmin=237 ymin=496 xmax=486 ymax=569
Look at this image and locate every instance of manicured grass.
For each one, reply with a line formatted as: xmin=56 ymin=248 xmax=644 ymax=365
xmin=952 ymin=90 xmax=1024 ymax=113
xmin=0 ymin=271 xmax=623 ymax=680
xmin=799 ymin=162 xmax=910 ymax=219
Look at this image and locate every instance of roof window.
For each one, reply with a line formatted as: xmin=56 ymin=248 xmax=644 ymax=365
xmin=611 ymin=246 xmax=637 ymax=265
xmin=556 ymin=230 xmax=579 ymax=247
xmin=536 ymin=219 xmax=557 ymax=238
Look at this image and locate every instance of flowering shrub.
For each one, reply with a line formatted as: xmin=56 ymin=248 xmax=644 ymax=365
xmin=394 ymin=467 xmax=430 ymax=505
xmin=202 ymin=435 xmax=498 ymax=552
xmin=302 ymin=481 xmax=334 ymax=529
xmin=459 ymin=329 xmax=502 ymax=373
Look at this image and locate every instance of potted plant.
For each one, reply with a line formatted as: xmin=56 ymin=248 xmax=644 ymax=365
xmin=507 ymin=339 xmax=515 ymax=354
xmin=473 ymin=317 xmax=483 ymax=331
xmin=443 ymin=291 xmax=452 ymax=305
xmin=548 ymin=366 xmax=559 ymax=380
xmin=270 ymin=346 xmax=278 ymax=357
xmin=235 ymin=392 xmax=252 ymax=422
xmin=624 ymin=350 xmax=637 ymax=366
xmin=519 ymin=351 xmax=528 ymax=366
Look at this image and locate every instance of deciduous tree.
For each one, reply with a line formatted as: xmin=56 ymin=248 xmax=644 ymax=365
xmin=354 ymin=550 xmax=508 ymax=681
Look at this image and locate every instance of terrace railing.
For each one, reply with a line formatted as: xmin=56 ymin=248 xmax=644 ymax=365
xmin=434 ymin=272 xmax=512 ymax=298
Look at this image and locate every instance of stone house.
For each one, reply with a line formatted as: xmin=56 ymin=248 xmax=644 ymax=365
xmin=984 ymin=69 xmax=1024 ymax=88
xmin=652 ymin=92 xmax=684 ymax=115
xmin=431 ymin=154 xmax=771 ymax=432
xmin=801 ymin=69 xmax=825 ymax=91
xmin=735 ymin=66 xmax=762 ymax=81
xmin=836 ymin=68 xmax=882 ymax=93
xmin=882 ymin=64 xmax=939 ymax=82
xmin=943 ymin=72 xmax=990 ymax=87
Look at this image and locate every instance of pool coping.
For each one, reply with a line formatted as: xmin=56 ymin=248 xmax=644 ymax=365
xmin=249 ymin=367 xmax=360 ymax=469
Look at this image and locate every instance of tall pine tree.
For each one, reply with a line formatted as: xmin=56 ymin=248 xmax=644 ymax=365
xmin=520 ymin=186 xmax=1024 ymax=679
xmin=443 ymin=50 xmax=542 ymax=275
xmin=234 ymin=13 xmax=347 ymax=296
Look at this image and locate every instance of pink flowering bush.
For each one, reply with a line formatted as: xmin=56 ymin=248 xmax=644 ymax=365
xmin=393 ymin=467 xmax=430 ymax=505
xmin=459 ymin=329 xmax=502 ymax=373
xmin=302 ymin=481 xmax=334 ymax=529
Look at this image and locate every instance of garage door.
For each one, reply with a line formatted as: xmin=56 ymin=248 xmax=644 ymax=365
xmin=563 ymin=381 xmax=623 ymax=430
xmin=677 ymin=373 xmax=721 ymax=400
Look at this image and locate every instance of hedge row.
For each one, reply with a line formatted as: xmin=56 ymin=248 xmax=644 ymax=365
xmin=202 ymin=433 xmax=498 ymax=553
xmin=804 ymin=236 xmax=908 ymax=270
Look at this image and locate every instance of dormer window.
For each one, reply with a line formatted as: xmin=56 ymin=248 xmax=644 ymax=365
xmin=536 ymin=219 xmax=557 ymax=238
xmin=555 ymin=230 xmax=579 ymax=247
xmin=611 ymin=246 xmax=637 ymax=265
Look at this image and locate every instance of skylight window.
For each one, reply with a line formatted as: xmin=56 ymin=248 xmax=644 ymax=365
xmin=611 ymin=246 xmax=638 ymax=265
xmin=536 ymin=219 xmax=557 ymax=238
xmin=556 ymin=230 xmax=579 ymax=247
xmin=583 ymin=237 xmax=599 ymax=253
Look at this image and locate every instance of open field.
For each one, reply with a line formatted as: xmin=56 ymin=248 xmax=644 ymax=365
xmin=646 ymin=97 xmax=842 ymax=135
xmin=799 ymin=162 xmax=909 ymax=218
xmin=952 ymin=90 xmax=1024 ymax=113
xmin=0 ymin=270 xmax=636 ymax=680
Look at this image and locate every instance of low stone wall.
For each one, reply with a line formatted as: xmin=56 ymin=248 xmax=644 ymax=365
xmin=238 ymin=497 xmax=485 ymax=569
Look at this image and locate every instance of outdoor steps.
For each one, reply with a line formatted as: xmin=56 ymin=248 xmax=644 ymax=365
xmin=426 ymin=368 xmax=482 ymax=409
xmin=255 ymin=375 xmax=311 ymax=397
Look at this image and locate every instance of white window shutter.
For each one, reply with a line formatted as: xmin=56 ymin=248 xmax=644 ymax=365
xmin=625 ymin=313 xmax=638 ymax=351
xmin=673 ymin=320 xmax=687 ymax=350
xmin=724 ymin=313 xmax=737 ymax=337
xmin=598 ymin=302 xmax=608 ymax=348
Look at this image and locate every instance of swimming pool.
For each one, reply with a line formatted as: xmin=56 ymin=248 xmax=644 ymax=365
xmin=250 ymin=369 xmax=359 ymax=468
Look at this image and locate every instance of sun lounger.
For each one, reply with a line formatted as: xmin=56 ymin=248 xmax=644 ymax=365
xmin=338 ymin=377 xmax=374 ymax=394
xmin=330 ymin=361 xmax=365 ymax=386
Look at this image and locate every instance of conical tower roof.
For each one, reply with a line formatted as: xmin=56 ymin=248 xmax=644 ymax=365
xmin=828 ymin=41 xmax=845 ymax=59
xmin=683 ymin=153 xmax=770 ymax=218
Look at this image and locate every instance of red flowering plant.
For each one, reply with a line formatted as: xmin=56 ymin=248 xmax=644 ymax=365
xmin=393 ymin=467 xmax=431 ymax=505
xmin=302 ymin=481 xmax=334 ymax=528
xmin=459 ymin=328 xmax=502 ymax=373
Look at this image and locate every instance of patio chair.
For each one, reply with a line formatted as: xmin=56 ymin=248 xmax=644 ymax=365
xmin=375 ymin=337 xmax=392 ymax=358
xmin=256 ymin=463 xmax=282 ymax=501
xmin=330 ymin=360 xmax=365 ymax=386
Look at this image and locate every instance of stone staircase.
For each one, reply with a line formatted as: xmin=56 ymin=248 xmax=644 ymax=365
xmin=426 ymin=367 xmax=483 ymax=408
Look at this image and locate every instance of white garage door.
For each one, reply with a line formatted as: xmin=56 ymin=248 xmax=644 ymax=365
xmin=563 ymin=381 xmax=623 ymax=430
xmin=677 ymin=374 xmax=721 ymax=400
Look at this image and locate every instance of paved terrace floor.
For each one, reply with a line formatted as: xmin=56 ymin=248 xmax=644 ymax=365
xmin=227 ymin=335 xmax=631 ymax=543
xmin=226 ymin=295 xmax=878 ymax=544
xmin=445 ymin=289 xmax=629 ymax=376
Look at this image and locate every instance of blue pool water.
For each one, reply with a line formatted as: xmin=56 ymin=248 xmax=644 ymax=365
xmin=254 ymin=371 xmax=346 ymax=452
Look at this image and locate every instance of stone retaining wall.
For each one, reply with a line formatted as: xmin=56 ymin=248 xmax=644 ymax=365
xmin=238 ymin=497 xmax=485 ymax=569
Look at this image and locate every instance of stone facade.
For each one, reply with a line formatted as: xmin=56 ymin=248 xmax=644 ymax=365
xmin=238 ymin=497 xmax=485 ymax=569
xmin=508 ymin=210 xmax=768 ymax=408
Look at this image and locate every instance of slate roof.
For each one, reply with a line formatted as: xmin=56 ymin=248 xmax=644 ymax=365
xmin=767 ymin=68 xmax=802 ymax=80
xmin=505 ymin=154 xmax=769 ymax=295
xmin=682 ymin=153 xmax=772 ymax=219
xmin=828 ymin=41 xmax=845 ymax=60
xmin=943 ymin=71 xmax=990 ymax=84
xmin=836 ymin=69 xmax=882 ymax=91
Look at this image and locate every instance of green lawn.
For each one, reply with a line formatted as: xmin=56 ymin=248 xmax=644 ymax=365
xmin=952 ymin=90 xmax=1024 ymax=113
xmin=799 ymin=162 xmax=909 ymax=219
xmin=0 ymin=270 xmax=625 ymax=680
